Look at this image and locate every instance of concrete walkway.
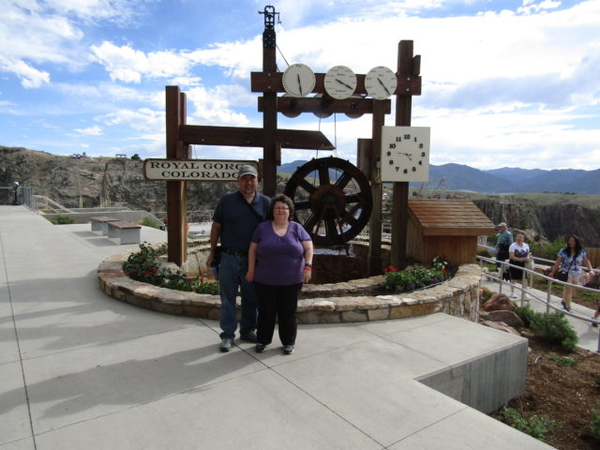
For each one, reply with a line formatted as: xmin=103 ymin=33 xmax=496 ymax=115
xmin=0 ymin=206 xmax=557 ymax=449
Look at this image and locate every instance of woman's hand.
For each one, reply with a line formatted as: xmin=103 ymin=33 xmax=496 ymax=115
xmin=303 ymin=269 xmax=312 ymax=283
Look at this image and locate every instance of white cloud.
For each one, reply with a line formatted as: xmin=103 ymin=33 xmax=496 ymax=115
xmin=0 ymin=57 xmax=50 ymax=88
xmin=74 ymin=125 xmax=103 ymax=136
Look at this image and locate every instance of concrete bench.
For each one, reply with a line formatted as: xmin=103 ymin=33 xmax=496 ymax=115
xmin=90 ymin=216 xmax=120 ymax=235
xmin=106 ymin=221 xmax=141 ymax=245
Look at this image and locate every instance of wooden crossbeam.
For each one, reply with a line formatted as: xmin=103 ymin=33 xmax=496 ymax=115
xmin=257 ymin=96 xmax=391 ymax=116
xmin=179 ymin=125 xmax=335 ymax=150
xmin=250 ymin=72 xmax=422 ymax=96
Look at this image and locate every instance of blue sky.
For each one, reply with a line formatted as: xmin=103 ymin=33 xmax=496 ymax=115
xmin=1 ymin=0 xmax=599 ymax=170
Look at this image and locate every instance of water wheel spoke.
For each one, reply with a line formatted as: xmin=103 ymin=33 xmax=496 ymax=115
xmin=324 ymin=217 xmax=339 ymax=239
xmin=304 ymin=213 xmax=319 ymax=233
xmin=344 ymin=193 xmax=366 ymax=205
xmin=298 ymin=178 xmax=317 ymax=195
xmin=318 ymin=165 xmax=330 ymax=185
xmin=334 ymin=172 xmax=353 ymax=190
xmin=294 ymin=199 xmax=311 ymax=211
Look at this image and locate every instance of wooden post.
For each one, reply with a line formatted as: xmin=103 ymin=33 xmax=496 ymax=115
xmin=262 ymin=7 xmax=278 ymax=197
xmin=368 ymin=100 xmax=387 ymax=274
xmin=391 ymin=40 xmax=417 ymax=269
xmin=165 ymin=86 xmax=187 ymax=266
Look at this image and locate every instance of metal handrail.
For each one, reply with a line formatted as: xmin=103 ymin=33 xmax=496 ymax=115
xmin=477 ymin=255 xmax=599 ymax=352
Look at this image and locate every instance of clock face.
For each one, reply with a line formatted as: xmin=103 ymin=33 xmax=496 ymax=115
xmin=282 ymin=63 xmax=316 ymax=97
xmin=380 ymin=126 xmax=430 ymax=182
xmin=365 ymin=66 xmax=397 ymax=100
xmin=323 ymin=65 xmax=357 ymax=100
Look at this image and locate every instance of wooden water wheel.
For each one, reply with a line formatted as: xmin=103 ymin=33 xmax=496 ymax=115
xmin=283 ymin=157 xmax=372 ymax=246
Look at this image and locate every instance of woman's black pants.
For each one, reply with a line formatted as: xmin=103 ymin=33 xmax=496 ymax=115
xmin=255 ymin=282 xmax=302 ymax=346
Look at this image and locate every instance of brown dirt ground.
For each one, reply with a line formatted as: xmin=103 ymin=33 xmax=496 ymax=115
xmin=490 ymin=330 xmax=600 ymax=450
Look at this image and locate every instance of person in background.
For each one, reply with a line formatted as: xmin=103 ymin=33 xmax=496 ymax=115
xmin=246 ymin=194 xmax=313 ymax=355
xmin=495 ymin=222 xmax=513 ymax=282
xmin=508 ymin=233 xmax=532 ymax=299
xmin=207 ymin=165 xmax=270 ymax=352
xmin=548 ymin=235 xmax=593 ymax=312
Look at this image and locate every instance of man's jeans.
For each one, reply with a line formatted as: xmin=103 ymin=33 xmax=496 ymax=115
xmin=218 ymin=252 xmax=257 ymax=340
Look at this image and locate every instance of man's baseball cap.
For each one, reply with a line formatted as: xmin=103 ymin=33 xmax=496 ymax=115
xmin=238 ymin=165 xmax=258 ymax=178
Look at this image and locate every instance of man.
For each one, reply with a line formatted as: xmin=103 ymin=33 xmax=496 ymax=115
xmin=495 ymin=222 xmax=513 ymax=284
xmin=207 ymin=165 xmax=270 ymax=352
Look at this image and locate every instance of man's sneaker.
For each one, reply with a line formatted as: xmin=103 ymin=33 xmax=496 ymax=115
xmin=255 ymin=343 xmax=266 ymax=353
xmin=283 ymin=345 xmax=295 ymax=355
xmin=592 ymin=317 xmax=598 ymax=328
xmin=219 ymin=338 xmax=232 ymax=353
xmin=510 ymin=293 xmax=517 ymax=299
xmin=240 ymin=331 xmax=257 ymax=343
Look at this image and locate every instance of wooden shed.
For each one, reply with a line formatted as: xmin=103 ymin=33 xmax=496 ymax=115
xmin=407 ymin=199 xmax=496 ymax=267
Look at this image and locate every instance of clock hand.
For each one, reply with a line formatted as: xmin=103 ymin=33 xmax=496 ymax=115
xmin=297 ymin=74 xmax=303 ymax=94
xmin=335 ymin=78 xmax=353 ymax=90
xmin=397 ymin=152 xmax=412 ymax=161
xmin=377 ymin=77 xmax=391 ymax=95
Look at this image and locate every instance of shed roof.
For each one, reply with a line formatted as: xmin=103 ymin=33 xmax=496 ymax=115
xmin=408 ymin=199 xmax=496 ymax=236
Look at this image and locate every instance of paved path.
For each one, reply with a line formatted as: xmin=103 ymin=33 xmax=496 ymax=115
xmin=0 ymin=206 xmax=557 ymax=449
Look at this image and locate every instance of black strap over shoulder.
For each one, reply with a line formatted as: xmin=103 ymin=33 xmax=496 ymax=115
xmin=238 ymin=192 xmax=265 ymax=222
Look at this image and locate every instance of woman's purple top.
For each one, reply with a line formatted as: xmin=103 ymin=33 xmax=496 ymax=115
xmin=251 ymin=220 xmax=311 ymax=285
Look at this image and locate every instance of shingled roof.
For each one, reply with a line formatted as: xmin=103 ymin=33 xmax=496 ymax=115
xmin=408 ymin=199 xmax=495 ymax=236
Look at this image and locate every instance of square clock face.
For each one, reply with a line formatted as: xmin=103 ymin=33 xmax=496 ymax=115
xmin=380 ymin=126 xmax=430 ymax=182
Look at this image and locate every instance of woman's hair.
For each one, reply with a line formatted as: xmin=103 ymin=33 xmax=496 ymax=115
xmin=566 ymin=235 xmax=584 ymax=256
xmin=269 ymin=194 xmax=295 ymax=220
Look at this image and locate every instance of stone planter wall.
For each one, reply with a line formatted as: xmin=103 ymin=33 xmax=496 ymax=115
xmin=98 ymin=246 xmax=481 ymax=324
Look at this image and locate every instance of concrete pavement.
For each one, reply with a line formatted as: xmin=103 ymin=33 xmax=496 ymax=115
xmin=0 ymin=205 xmax=556 ymax=449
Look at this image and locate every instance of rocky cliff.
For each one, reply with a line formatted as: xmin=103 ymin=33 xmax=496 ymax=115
xmin=2 ymin=147 xmax=599 ymax=246
xmin=0 ymin=147 xmax=233 ymax=213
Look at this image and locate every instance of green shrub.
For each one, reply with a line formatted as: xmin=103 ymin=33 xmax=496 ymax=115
xmin=591 ymin=405 xmax=600 ymax=442
xmin=51 ymin=215 xmax=74 ymax=225
xmin=530 ymin=311 xmax=578 ymax=351
xmin=477 ymin=249 xmax=492 ymax=258
xmin=514 ymin=304 xmax=537 ymax=328
xmin=501 ymin=407 xmax=561 ymax=442
xmin=542 ymin=236 xmax=566 ymax=260
xmin=141 ymin=216 xmax=160 ymax=229
xmin=546 ymin=354 xmax=577 ymax=367
xmin=123 ymin=242 xmax=218 ymax=295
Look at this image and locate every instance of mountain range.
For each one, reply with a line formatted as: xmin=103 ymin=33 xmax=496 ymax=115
xmin=279 ymin=161 xmax=600 ymax=195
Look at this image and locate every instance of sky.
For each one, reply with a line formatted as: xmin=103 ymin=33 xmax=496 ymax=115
xmin=1 ymin=0 xmax=599 ymax=171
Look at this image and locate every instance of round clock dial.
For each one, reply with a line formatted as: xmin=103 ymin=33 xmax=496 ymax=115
xmin=282 ymin=63 xmax=316 ymax=97
xmin=365 ymin=66 xmax=397 ymax=100
xmin=324 ymin=65 xmax=357 ymax=100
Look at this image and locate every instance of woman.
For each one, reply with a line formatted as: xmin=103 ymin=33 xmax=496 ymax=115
xmin=246 ymin=194 xmax=313 ymax=355
xmin=508 ymin=233 xmax=532 ymax=299
xmin=548 ymin=235 xmax=593 ymax=312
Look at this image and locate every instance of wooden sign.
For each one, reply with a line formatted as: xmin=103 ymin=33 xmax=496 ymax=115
xmin=143 ymin=159 xmax=257 ymax=181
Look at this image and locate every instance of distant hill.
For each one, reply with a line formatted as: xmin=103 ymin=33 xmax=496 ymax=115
xmin=281 ymin=161 xmax=600 ymax=195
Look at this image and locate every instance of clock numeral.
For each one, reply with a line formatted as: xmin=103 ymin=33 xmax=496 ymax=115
xmin=404 ymin=134 xmax=411 ymax=140
xmin=403 ymin=169 xmax=408 ymax=174
xmin=412 ymin=167 xmax=417 ymax=172
xmin=388 ymin=159 xmax=394 ymax=165
xmin=388 ymin=143 xmax=396 ymax=149
xmin=395 ymin=136 xmax=402 ymax=142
